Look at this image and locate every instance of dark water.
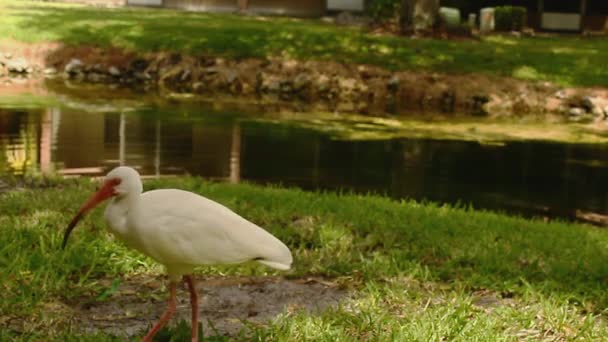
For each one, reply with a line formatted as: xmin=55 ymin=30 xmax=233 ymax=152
xmin=2 ymin=100 xmax=608 ymax=223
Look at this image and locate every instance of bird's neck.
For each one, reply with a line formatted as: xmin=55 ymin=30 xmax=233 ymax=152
xmin=109 ymin=192 xmax=141 ymax=216
xmin=105 ymin=192 xmax=140 ymax=233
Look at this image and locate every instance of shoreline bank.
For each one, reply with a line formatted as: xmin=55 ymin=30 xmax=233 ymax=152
xmin=2 ymin=41 xmax=608 ymax=119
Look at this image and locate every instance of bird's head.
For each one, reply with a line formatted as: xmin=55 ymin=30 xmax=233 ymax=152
xmin=61 ymin=166 xmax=142 ymax=249
xmin=105 ymin=166 xmax=143 ymax=197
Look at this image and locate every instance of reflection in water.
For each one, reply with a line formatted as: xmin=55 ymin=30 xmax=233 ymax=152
xmin=155 ymin=118 xmax=160 ymax=178
xmin=0 ymin=109 xmax=45 ymax=175
xmin=119 ymin=112 xmax=126 ymax=166
xmin=230 ymin=124 xmax=241 ymax=184
xmin=2 ymin=105 xmax=608 ymax=222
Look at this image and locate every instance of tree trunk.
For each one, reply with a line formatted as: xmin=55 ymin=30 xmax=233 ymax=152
xmin=400 ymin=0 xmax=414 ymax=34
xmin=238 ymin=0 xmax=248 ymax=12
xmin=400 ymin=0 xmax=440 ymax=34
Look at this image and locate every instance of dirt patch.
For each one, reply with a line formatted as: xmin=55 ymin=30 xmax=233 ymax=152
xmin=70 ymin=275 xmax=347 ymax=338
xmin=471 ymin=289 xmax=518 ymax=311
xmin=0 ymin=39 xmax=62 ymax=68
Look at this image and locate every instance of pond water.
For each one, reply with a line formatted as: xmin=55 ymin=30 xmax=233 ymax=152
xmin=2 ymin=83 xmax=608 ymax=223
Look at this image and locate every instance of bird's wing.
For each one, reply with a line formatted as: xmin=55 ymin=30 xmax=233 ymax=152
xmin=132 ymin=189 xmax=292 ymax=269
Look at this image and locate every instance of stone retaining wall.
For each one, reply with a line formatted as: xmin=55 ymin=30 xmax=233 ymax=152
xmin=1 ymin=44 xmax=607 ymax=119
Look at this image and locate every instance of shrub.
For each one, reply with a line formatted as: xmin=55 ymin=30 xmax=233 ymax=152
xmin=494 ymin=6 xmax=527 ymax=31
xmin=366 ymin=0 xmax=400 ymax=22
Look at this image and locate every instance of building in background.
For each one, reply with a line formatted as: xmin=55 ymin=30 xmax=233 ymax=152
xmin=46 ymin=0 xmax=608 ymax=32
xmin=126 ymin=0 xmax=365 ymax=16
xmin=470 ymin=0 xmax=608 ymax=32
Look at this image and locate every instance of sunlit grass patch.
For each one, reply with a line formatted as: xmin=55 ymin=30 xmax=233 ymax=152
xmin=251 ymin=278 xmax=608 ymax=341
xmin=512 ymin=65 xmax=544 ymax=81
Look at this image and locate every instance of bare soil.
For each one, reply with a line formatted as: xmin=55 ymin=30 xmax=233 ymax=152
xmin=69 ymin=275 xmax=347 ymax=338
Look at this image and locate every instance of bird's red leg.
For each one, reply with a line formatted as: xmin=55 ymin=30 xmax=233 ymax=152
xmin=143 ymin=281 xmax=177 ymax=342
xmin=184 ymin=275 xmax=199 ymax=342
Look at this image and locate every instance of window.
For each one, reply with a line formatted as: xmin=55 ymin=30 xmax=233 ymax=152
xmin=511 ymin=0 xmax=538 ymax=11
xmin=587 ymin=0 xmax=608 ymax=15
xmin=544 ymin=0 xmax=581 ymax=13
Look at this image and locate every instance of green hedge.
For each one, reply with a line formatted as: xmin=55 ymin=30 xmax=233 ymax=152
xmin=366 ymin=0 xmax=400 ymax=21
xmin=494 ymin=6 xmax=527 ymax=31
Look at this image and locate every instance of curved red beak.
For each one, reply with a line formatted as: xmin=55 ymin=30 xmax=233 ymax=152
xmin=62 ymin=179 xmax=119 ymax=249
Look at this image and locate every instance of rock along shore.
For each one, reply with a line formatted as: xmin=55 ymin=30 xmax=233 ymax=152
xmin=1 ymin=42 xmax=607 ymax=119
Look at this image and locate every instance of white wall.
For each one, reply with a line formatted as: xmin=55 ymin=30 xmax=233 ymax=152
xmin=128 ymin=0 xmax=162 ymax=6
xmin=327 ymin=0 xmax=364 ymax=11
xmin=541 ymin=13 xmax=581 ymax=31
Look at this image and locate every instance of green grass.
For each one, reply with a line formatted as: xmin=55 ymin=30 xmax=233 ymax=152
xmin=1 ymin=0 xmax=608 ymax=87
xmin=2 ymin=177 xmax=608 ymax=340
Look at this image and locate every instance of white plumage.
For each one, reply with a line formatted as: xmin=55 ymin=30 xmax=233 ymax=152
xmin=63 ymin=166 xmax=292 ymax=341
xmin=107 ymin=187 xmax=292 ymax=278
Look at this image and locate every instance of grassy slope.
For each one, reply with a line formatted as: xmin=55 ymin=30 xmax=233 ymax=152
xmin=1 ymin=0 xmax=608 ymax=87
xmin=1 ymin=177 xmax=608 ymax=340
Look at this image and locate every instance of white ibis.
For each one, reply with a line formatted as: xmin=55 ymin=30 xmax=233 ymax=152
xmin=62 ymin=166 xmax=293 ymax=341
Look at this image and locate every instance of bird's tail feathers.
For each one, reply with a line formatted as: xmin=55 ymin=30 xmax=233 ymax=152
xmin=257 ymin=243 xmax=293 ymax=270
xmin=257 ymin=259 xmax=291 ymax=270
